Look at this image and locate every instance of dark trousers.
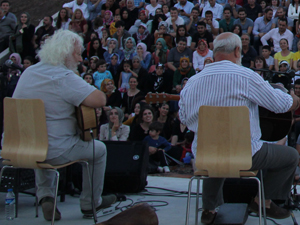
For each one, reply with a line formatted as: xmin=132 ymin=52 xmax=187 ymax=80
xmin=202 ymin=143 xmax=299 ymax=210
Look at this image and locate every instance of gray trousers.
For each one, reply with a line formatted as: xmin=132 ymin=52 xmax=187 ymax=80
xmin=35 ymin=139 xmax=107 ymax=211
xmin=202 ymin=143 xmax=299 ymax=210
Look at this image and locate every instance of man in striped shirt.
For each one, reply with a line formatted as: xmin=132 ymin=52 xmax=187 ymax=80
xmin=179 ymin=32 xmax=300 ymax=224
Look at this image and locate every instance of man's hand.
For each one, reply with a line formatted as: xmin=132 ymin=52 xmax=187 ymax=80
xmin=258 ymin=32 xmax=265 ymax=38
xmin=229 ymin=1 xmax=235 ymax=7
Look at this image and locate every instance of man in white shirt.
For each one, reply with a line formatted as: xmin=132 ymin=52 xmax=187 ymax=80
xmin=201 ymin=0 xmax=223 ymax=21
xmin=200 ymin=10 xmax=219 ymax=36
xmin=179 ymin=32 xmax=299 ymax=224
xmin=174 ymin=0 xmax=195 ymax=24
xmin=63 ymin=0 xmax=90 ymax=20
xmin=261 ymin=17 xmax=294 ymax=53
xmin=166 ymin=7 xmax=185 ymax=37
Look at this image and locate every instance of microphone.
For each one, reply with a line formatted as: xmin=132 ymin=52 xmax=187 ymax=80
xmin=4 ymin=60 xmax=24 ymax=72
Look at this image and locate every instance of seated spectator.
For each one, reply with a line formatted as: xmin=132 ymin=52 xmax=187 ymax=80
xmin=33 ymin=16 xmax=55 ymax=50
xmin=174 ymin=0 xmax=194 ymax=25
xmin=168 ymin=37 xmax=193 ymax=72
xmin=151 ymin=38 xmax=170 ymax=72
xmin=101 ymin=0 xmax=120 ymax=16
xmin=125 ymin=0 xmax=139 ymax=22
xmin=201 ymin=10 xmax=219 ymax=36
xmin=271 ymin=6 xmax=293 ymax=31
xmin=145 ymin=0 xmax=162 ymax=19
xmin=171 ymin=115 xmax=190 ymax=146
xmin=144 ymin=121 xmax=171 ymax=173
xmin=233 ymin=8 xmax=253 ymax=35
xmin=118 ymin=60 xmax=133 ymax=92
xmin=145 ymin=63 xmax=173 ymax=93
xmin=63 ymin=0 xmax=89 ymax=19
xmin=175 ymin=25 xmax=192 ymax=47
xmin=232 ymin=24 xmax=243 ymax=36
xmin=156 ymin=103 xmax=176 ymax=141
xmin=0 ymin=7 xmax=15 ymax=52
xmin=104 ymin=38 xmax=124 ymax=63
xmin=154 ymin=21 xmax=173 ymax=49
xmin=261 ymin=0 xmax=267 ymax=11
xmin=107 ymin=53 xmax=120 ymax=84
xmin=122 ymin=76 xmax=145 ymax=117
xmin=93 ymin=17 xmax=104 ymax=38
xmin=270 ymin=0 xmax=279 ymax=18
xmin=253 ymin=56 xmax=270 ymax=80
xmin=123 ymin=101 xmax=147 ymax=127
xmin=10 ymin=12 xmax=35 ymax=60
xmin=187 ymin=7 xmax=201 ymax=37
xmin=219 ymin=7 xmax=236 ymax=33
xmin=109 ymin=14 xmax=121 ymax=36
xmin=6 ymin=53 xmax=23 ymax=97
xmin=136 ymin=43 xmax=151 ymax=70
xmin=121 ymin=8 xmax=134 ymax=31
xmin=253 ymin=7 xmax=273 ymax=53
xmin=272 ymin=60 xmax=291 ymax=88
xmin=87 ymin=56 xmax=99 ymax=74
xmin=191 ymin=21 xmax=214 ymax=50
xmin=56 ymin=8 xmax=71 ymax=30
xmin=294 ymin=40 xmax=300 ymax=70
xmin=112 ymin=21 xmax=131 ymax=50
xmin=261 ymin=17 xmax=294 ymax=53
xmin=162 ymin=4 xmax=170 ymax=18
xmin=88 ymin=37 xmax=106 ymax=59
xmin=133 ymin=23 xmax=152 ymax=51
xmin=150 ymin=9 xmax=167 ymax=34
xmin=138 ymin=10 xmax=149 ymax=25
xmin=122 ymin=37 xmax=137 ymax=61
xmin=262 ymin=45 xmax=274 ymax=70
xmin=241 ymin=33 xmax=257 ymax=68
xmin=174 ymin=56 xmax=196 ymax=89
xmin=87 ymin=0 xmax=103 ymax=22
xmin=93 ymin=59 xmax=113 ymax=89
xmin=129 ymin=105 xmax=155 ymax=141
xmin=69 ymin=9 xmax=88 ymax=38
xmin=133 ymin=0 xmax=145 ymax=9
xmin=131 ymin=55 xmax=149 ymax=91
xmin=224 ymin=0 xmax=242 ymax=19
xmin=101 ymin=78 xmax=122 ymax=110
xmin=166 ymin=7 xmax=185 ymax=37
xmin=201 ymin=0 xmax=223 ymax=21
xmin=99 ymin=107 xmax=130 ymax=141
xmin=1 ymin=0 xmax=16 ymax=22
xmin=23 ymin=56 xmax=34 ymax=69
xmin=83 ymin=73 xmax=95 ymax=86
xmin=274 ymin=38 xmax=294 ymax=71
xmin=288 ymin=0 xmax=300 ymax=21
xmin=103 ymin=10 xmax=114 ymax=29
xmin=243 ymin=0 xmax=263 ymax=22
xmin=192 ymin=40 xmax=213 ymax=72
xmin=204 ymin=57 xmax=214 ymax=66
xmin=100 ymin=27 xmax=110 ymax=50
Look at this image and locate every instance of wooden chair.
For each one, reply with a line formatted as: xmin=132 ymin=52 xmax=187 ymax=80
xmin=0 ymin=98 xmax=97 ymax=225
xmin=185 ymin=106 xmax=266 ymax=225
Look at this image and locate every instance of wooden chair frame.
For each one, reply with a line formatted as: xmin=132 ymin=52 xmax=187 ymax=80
xmin=185 ymin=106 xmax=266 ymax=225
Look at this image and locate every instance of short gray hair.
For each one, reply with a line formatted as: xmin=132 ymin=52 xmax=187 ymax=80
xmin=213 ymin=32 xmax=241 ymax=57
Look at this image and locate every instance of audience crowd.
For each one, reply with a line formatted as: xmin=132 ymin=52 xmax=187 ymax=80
xmin=3 ymin=0 xmax=300 ymax=173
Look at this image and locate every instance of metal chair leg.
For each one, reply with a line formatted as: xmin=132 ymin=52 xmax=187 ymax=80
xmin=260 ymin=170 xmax=267 ymax=225
xmin=185 ymin=176 xmax=195 ymax=225
xmin=50 ymin=169 xmax=60 ymax=225
xmin=195 ymin=177 xmax=200 ymax=225
xmin=81 ymin=161 xmax=97 ymax=223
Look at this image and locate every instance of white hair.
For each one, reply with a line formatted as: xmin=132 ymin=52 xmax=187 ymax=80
xmin=38 ymin=30 xmax=83 ymax=68
xmin=213 ymin=32 xmax=242 ymax=57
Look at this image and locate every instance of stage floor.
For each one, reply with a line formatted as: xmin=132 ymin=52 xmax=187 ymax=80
xmin=0 ymin=176 xmax=299 ymax=225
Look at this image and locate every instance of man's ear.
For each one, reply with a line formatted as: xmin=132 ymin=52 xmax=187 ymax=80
xmin=234 ymin=46 xmax=241 ymax=58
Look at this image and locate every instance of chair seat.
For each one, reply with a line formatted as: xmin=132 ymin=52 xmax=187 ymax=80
xmin=193 ymin=169 xmax=258 ymax=177
xmin=37 ymin=159 xmax=89 ymax=169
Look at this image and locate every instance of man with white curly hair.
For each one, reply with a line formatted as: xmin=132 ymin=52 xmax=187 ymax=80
xmin=179 ymin=32 xmax=300 ymax=224
xmin=13 ymin=30 xmax=116 ymax=221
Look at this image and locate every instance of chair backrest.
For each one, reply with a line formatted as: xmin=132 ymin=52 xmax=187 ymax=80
xmin=196 ymin=106 xmax=252 ymax=178
xmin=2 ymin=98 xmax=48 ymax=169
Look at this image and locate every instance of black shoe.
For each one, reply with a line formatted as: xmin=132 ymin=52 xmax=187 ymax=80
xmin=249 ymin=200 xmax=291 ymax=219
xmin=81 ymin=194 xmax=117 ymax=216
xmin=40 ymin=197 xmax=61 ymax=221
xmin=201 ymin=209 xmax=217 ymax=224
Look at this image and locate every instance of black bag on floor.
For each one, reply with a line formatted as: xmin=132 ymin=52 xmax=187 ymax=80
xmin=103 ymin=141 xmax=149 ymax=193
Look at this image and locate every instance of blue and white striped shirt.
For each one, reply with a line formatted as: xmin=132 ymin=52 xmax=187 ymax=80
xmin=179 ymin=60 xmax=293 ymax=156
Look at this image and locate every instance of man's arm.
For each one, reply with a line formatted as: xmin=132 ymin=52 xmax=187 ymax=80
xmin=260 ymin=30 xmax=272 ymax=46
xmin=247 ymin=26 xmax=253 ymax=35
xmin=82 ymin=90 xmax=106 ymax=108
xmin=288 ymin=90 xmax=300 ymax=112
xmin=232 ymin=6 xmax=238 ymax=18
xmin=167 ymin=62 xmax=177 ymax=71
xmin=63 ymin=1 xmax=75 ymax=15
xmin=252 ymin=19 xmax=259 ymax=36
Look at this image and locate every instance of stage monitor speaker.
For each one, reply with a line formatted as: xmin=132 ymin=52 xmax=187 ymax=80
xmin=103 ymin=141 xmax=149 ymax=194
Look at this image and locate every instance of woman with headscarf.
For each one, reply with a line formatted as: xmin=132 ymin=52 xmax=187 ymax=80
xmin=151 ymin=9 xmax=167 ymax=34
xmin=154 ymin=21 xmax=173 ymax=49
xmin=99 ymin=107 xmax=130 ymax=141
xmin=120 ymin=8 xmax=134 ymax=31
xmin=136 ymin=43 xmax=152 ymax=70
xmin=6 ymin=53 xmax=23 ymax=97
xmin=192 ymin=39 xmax=213 ymax=72
xmin=150 ymin=38 xmax=169 ymax=73
xmin=131 ymin=55 xmax=149 ymax=92
xmin=173 ymin=56 xmax=196 ymax=90
xmin=107 ymin=53 xmax=121 ymax=85
xmin=104 ymin=38 xmax=124 ymax=62
xmin=103 ymin=10 xmax=114 ymax=29
xmin=10 ymin=12 xmax=35 ymax=60
xmin=132 ymin=23 xmax=152 ymax=51
xmin=101 ymin=78 xmax=122 ymax=110
xmin=125 ymin=0 xmax=139 ymax=21
xmin=123 ymin=37 xmax=137 ymax=60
